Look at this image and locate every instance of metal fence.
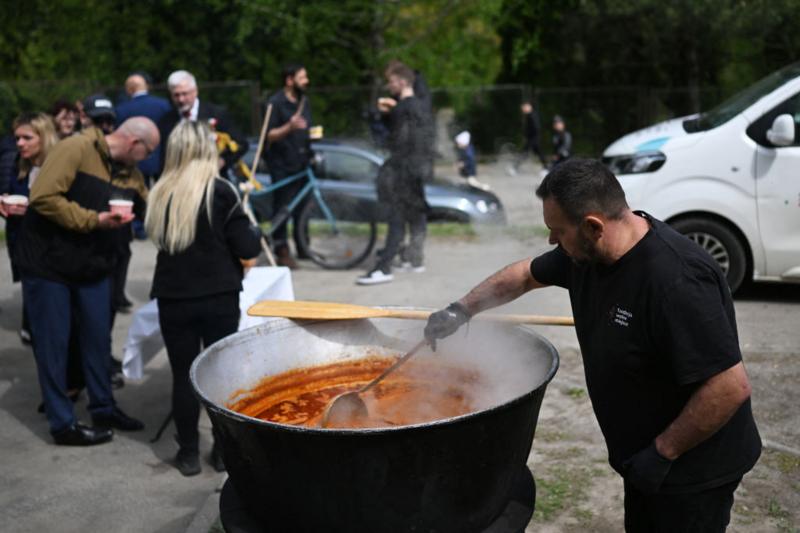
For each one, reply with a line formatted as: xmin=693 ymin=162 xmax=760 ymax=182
xmin=1 ymin=80 xmax=725 ymax=159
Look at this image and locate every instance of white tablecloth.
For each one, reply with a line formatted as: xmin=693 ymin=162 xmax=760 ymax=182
xmin=122 ymin=267 xmax=294 ymax=380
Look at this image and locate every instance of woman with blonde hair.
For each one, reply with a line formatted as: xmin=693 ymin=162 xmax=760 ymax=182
xmin=1 ymin=112 xmax=59 ymax=342
xmin=146 ymin=121 xmax=261 ymax=476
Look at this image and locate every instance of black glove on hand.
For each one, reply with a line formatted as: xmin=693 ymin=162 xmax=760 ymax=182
xmin=622 ymin=441 xmax=674 ymax=494
xmin=424 ymin=302 xmax=471 ymax=350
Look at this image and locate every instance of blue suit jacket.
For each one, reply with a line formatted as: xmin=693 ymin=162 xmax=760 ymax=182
xmin=116 ymin=93 xmax=171 ymax=177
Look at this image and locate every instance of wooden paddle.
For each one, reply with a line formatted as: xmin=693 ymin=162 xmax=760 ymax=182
xmin=248 ymin=300 xmax=574 ymax=326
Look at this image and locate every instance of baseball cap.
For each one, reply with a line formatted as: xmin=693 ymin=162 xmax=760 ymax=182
xmin=83 ymin=94 xmax=116 ymax=120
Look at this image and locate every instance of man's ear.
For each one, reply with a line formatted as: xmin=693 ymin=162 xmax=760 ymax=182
xmin=583 ymin=215 xmax=604 ymax=240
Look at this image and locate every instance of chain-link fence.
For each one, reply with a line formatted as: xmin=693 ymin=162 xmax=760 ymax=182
xmin=1 ymin=79 xmax=725 ymax=159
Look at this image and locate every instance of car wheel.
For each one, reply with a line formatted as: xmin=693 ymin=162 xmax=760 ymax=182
xmin=671 ymin=217 xmax=747 ymax=293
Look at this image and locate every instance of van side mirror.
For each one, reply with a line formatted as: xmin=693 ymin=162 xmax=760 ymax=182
xmin=766 ymin=114 xmax=795 ymax=146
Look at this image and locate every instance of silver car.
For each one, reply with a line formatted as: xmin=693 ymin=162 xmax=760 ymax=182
xmin=245 ymin=140 xmax=506 ymax=225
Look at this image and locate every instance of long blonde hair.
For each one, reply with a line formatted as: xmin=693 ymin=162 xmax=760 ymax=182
xmin=13 ymin=113 xmax=59 ymax=179
xmin=145 ymin=121 xmax=219 ymax=254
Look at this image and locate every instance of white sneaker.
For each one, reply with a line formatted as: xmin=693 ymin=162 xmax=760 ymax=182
xmin=397 ymin=262 xmax=425 ymax=273
xmin=467 ymin=177 xmax=491 ymax=191
xmin=356 ymin=269 xmax=394 ymax=285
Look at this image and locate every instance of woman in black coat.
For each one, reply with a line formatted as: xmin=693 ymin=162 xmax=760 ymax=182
xmin=145 ymin=121 xmax=261 ymax=476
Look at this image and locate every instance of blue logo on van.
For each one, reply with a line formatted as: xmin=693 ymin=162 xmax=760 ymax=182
xmin=636 ymin=137 xmax=669 ymax=152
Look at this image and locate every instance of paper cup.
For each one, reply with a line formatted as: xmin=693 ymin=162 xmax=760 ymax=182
xmin=3 ymin=195 xmax=29 ymax=206
xmin=309 ymin=125 xmax=324 ymax=140
xmin=109 ymin=199 xmax=133 ymax=216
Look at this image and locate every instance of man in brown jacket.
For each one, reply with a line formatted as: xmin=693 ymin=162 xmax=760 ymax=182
xmin=16 ymin=117 xmax=158 ymax=446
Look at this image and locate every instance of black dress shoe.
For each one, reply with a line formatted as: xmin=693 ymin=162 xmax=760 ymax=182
xmin=53 ymin=422 xmax=113 ymax=446
xmin=210 ymin=442 xmax=226 ymax=472
xmin=92 ymin=406 xmax=144 ymax=431
xmin=175 ymin=448 xmax=201 ymax=477
xmin=110 ymin=372 xmax=125 ymax=390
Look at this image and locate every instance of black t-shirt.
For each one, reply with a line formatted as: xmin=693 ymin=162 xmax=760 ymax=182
xmin=264 ymin=91 xmax=312 ymax=178
xmin=530 ymin=212 xmax=761 ymax=493
xmin=150 ymin=179 xmax=262 ymax=300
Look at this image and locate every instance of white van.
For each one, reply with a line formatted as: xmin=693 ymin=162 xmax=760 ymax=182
xmin=603 ymin=62 xmax=800 ymax=292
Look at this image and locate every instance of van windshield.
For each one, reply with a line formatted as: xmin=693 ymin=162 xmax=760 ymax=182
xmin=684 ymin=62 xmax=800 ymax=133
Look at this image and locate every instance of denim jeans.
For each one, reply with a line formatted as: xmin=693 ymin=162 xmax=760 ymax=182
xmin=23 ymin=276 xmax=114 ymax=434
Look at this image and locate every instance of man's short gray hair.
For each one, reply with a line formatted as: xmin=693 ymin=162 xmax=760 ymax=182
xmin=167 ymin=70 xmax=197 ymax=90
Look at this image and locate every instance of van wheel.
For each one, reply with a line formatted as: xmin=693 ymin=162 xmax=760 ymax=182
xmin=671 ymin=218 xmax=747 ymax=293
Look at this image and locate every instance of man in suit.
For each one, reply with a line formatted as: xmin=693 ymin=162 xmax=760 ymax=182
xmin=116 ymin=72 xmax=171 ymax=186
xmin=158 ymin=70 xmax=248 ymax=179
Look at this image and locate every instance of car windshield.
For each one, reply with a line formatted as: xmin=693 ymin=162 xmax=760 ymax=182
xmin=684 ymin=61 xmax=800 ymax=133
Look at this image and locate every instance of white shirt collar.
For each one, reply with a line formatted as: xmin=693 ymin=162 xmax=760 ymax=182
xmin=188 ymin=98 xmax=200 ymax=121
xmin=131 ymin=90 xmax=148 ymax=98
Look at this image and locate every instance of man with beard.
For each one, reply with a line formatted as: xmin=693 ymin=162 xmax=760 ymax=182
xmin=423 ymin=158 xmax=761 ymax=532
xmin=158 ymin=70 xmax=247 ymax=180
xmin=263 ymin=64 xmax=312 ymax=269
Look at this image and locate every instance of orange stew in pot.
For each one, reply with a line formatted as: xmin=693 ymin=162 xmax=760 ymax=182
xmin=227 ymin=356 xmax=486 ymax=429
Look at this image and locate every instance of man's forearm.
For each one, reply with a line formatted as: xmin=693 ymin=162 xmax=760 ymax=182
xmin=267 ymin=122 xmax=293 ymax=143
xmin=655 ymin=362 xmax=752 ymax=460
xmin=458 ymin=258 xmax=544 ymax=316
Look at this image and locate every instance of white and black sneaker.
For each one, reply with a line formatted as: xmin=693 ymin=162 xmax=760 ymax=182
xmin=396 ymin=262 xmax=426 ymax=274
xmin=356 ymin=269 xmax=394 ymax=285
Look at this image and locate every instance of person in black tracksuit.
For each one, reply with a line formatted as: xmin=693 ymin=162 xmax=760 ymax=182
xmin=146 ymin=121 xmax=261 ymax=476
xmin=357 ymin=62 xmax=433 ymax=285
xmin=550 ymin=114 xmax=572 ymax=168
xmin=510 ymin=102 xmax=547 ymax=173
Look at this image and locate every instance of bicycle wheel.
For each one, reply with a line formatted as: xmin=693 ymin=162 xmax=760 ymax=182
xmin=296 ymin=193 xmax=377 ymax=269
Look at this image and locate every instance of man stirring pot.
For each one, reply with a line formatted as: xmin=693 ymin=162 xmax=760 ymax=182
xmin=424 ymin=158 xmax=761 ymax=532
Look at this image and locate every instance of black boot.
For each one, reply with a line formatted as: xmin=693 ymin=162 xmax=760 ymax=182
xmin=210 ymin=441 xmax=225 ymax=472
xmin=175 ymin=447 xmax=201 ymax=477
xmin=275 ymin=245 xmax=299 ymax=270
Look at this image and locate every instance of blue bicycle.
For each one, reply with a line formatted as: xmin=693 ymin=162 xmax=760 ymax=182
xmin=246 ymin=166 xmax=377 ymax=269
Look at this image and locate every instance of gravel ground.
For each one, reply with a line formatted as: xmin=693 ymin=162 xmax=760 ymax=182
xmin=0 ymin=159 xmax=797 ymax=532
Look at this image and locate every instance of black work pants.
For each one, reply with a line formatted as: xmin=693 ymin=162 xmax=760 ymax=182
xmin=158 ymin=292 xmax=240 ymax=453
xmin=624 ymin=477 xmax=741 ymax=533
xmin=271 ymin=170 xmax=309 ymax=252
xmin=514 ymin=137 xmax=546 ymax=168
xmin=376 ymin=206 xmax=427 ymax=272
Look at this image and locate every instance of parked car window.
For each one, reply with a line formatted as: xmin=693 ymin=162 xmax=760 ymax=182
xmin=323 ymin=150 xmax=379 ymax=183
xmin=746 ymin=91 xmax=800 ymax=147
xmin=311 ymin=151 xmax=327 ymax=179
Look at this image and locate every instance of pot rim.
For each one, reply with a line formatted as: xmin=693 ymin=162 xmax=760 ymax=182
xmin=190 ymin=316 xmax=559 ymax=435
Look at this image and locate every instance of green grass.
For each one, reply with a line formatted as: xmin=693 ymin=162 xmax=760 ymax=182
xmin=766 ymin=498 xmax=797 ymax=533
xmin=567 ymin=387 xmax=586 ymax=399
xmin=531 ymin=462 xmax=590 ymax=522
xmin=772 ymin=451 xmax=800 ymax=474
xmin=258 ymin=220 xmax=545 ymax=241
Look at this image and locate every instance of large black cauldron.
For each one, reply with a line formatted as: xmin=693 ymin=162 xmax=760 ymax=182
xmin=191 ymin=316 xmax=558 ymax=532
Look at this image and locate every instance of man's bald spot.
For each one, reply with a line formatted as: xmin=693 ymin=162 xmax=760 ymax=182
xmin=125 ymin=74 xmax=147 ymax=96
xmin=118 ymin=116 xmax=160 ymax=146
